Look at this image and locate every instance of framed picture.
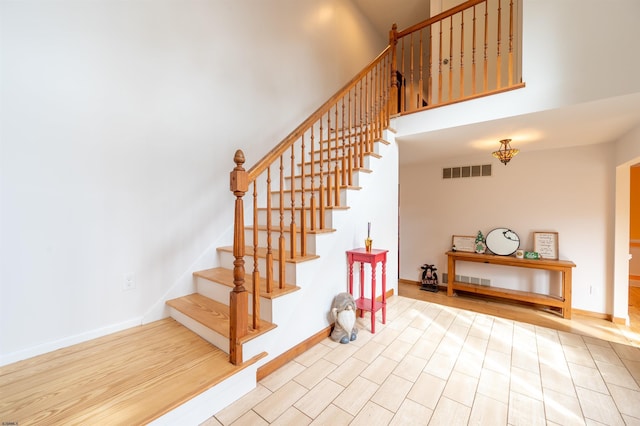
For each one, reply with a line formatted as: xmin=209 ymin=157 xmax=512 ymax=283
xmin=533 ymin=232 xmax=559 ymax=260
xmin=452 ymin=235 xmax=476 ymax=253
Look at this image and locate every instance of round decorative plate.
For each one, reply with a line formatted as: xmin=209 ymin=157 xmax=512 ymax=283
xmin=485 ymin=228 xmax=520 ymax=256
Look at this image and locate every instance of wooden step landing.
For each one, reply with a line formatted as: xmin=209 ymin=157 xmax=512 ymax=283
xmin=217 ymin=245 xmax=320 ymax=263
xmin=194 ymin=267 xmax=300 ymax=299
xmin=0 ymin=318 xmax=265 ymax=425
xmin=166 ymin=293 xmax=277 ymax=343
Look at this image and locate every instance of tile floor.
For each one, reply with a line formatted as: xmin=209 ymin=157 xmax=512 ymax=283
xmin=202 ymin=296 xmax=640 ymax=425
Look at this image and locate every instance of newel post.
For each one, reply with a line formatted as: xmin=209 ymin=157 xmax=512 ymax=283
xmin=229 ymin=150 xmax=248 ymax=365
xmin=389 ymin=23 xmax=399 ymax=116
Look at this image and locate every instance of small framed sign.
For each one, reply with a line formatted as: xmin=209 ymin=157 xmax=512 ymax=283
xmin=452 ymin=235 xmax=476 ymax=253
xmin=533 ymin=232 xmax=559 ymax=260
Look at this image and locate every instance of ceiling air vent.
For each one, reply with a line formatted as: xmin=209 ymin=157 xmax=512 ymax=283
xmin=443 ymin=164 xmax=491 ymax=179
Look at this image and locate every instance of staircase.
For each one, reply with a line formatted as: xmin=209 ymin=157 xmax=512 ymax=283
xmin=156 ymin=130 xmax=396 ymax=423
xmin=151 ymin=0 xmax=522 ymax=422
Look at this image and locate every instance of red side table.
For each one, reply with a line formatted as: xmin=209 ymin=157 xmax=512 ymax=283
xmin=346 ymin=248 xmax=389 ymax=333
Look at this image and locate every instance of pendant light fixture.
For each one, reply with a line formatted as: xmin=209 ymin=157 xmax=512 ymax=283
xmin=492 ymin=138 xmax=519 ymax=165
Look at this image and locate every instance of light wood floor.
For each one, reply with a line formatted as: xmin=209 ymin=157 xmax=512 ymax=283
xmin=1 ymin=286 xmax=638 ymax=425
xmin=0 ymin=318 xmax=258 ymax=425
xmin=399 ymin=281 xmax=640 ymax=348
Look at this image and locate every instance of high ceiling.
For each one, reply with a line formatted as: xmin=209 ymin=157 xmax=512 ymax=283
xmin=353 ymin=1 xmax=640 ymax=165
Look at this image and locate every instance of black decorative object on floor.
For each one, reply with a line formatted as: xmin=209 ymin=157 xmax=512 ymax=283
xmin=420 ymin=264 xmax=439 ymax=293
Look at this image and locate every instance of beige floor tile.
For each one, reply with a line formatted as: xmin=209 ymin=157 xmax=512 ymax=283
xmin=229 ymin=410 xmax=268 ymax=426
xmin=310 ymin=404 xmax=353 ymax=426
xmin=407 ymin=372 xmax=446 ymax=409
xmin=214 ymin=384 xmax=272 ymax=425
xmin=482 ymin=348 xmax=511 ymax=376
xmin=393 ymin=353 xmax=428 ymax=382
xmin=380 ymin=339 xmax=412 ymax=362
xmin=423 ymin=351 xmax=456 ymax=380
xmin=371 ymin=373 xmax=413 ymax=412
xmin=442 ymin=370 xmax=478 ymax=407
xmin=462 ymin=334 xmax=489 ymax=355
xmin=567 ymin=362 xmax=609 ymax=394
xmin=564 ymin=345 xmax=597 ymax=368
xmin=575 ymin=386 xmax=625 ymax=426
xmin=352 ymin=340 xmax=387 ymax=364
xmin=428 ymin=396 xmax=471 ymax=425
xmin=397 ymin=325 xmax=425 ymax=344
xmin=540 ymin=362 xmax=576 ymax=397
xmin=252 ymin=381 xmax=308 ymax=423
xmin=559 ymin=330 xmax=588 ymax=348
xmin=582 ymin=335 xmax=613 ymax=348
xmin=453 ymin=349 xmax=483 ymax=378
xmin=511 ymin=347 xmax=540 ymax=374
xmin=371 ymin=326 xmax=401 ymax=346
xmin=322 ymin=341 xmax=359 ymax=366
xmin=294 ymin=378 xmax=344 ymax=419
xmin=295 ymin=342 xmax=333 ymax=367
xmin=408 ymin=336 xmax=437 ymax=361
xmin=468 ymin=315 xmax=493 ymax=340
xmin=622 ymin=414 xmax=640 ymax=426
xmin=294 ymin=358 xmax=338 ymax=389
xmin=360 ymin=354 xmax=398 ymax=384
xmin=259 ymin=360 xmax=306 ymax=392
xmin=622 ymin=358 xmax=640 ymax=384
xmin=389 ymin=398 xmax=433 ymax=425
xmin=488 ymin=323 xmax=513 ymax=354
xmin=611 ymin=341 xmax=640 ymax=361
xmin=477 ymin=367 xmax=510 ymax=404
xmin=270 ymin=407 xmax=311 ymax=426
xmin=200 ymin=416 xmax=223 ymax=426
xmin=349 ymin=401 xmax=394 ymax=426
xmin=327 ymin=356 xmax=369 ymax=387
xmin=608 ymin=383 xmax=640 ymax=418
xmin=510 ymin=366 xmax=543 ymax=400
xmin=468 ymin=393 xmax=508 ymax=426
xmin=543 ymin=388 xmax=585 ymax=426
xmin=508 ymin=391 xmax=546 ymax=426
xmin=587 ymin=343 xmax=624 ymax=366
xmin=333 ymin=375 xmax=379 ymax=416
xmin=595 ymin=359 xmax=640 ymax=390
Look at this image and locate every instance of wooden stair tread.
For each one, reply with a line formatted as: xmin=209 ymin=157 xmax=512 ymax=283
xmin=0 ymin=318 xmax=266 ymax=424
xmin=217 ymin=245 xmax=320 ymax=263
xmin=166 ymin=294 xmax=277 ymax=342
xmin=194 ymin=267 xmax=300 ymax=299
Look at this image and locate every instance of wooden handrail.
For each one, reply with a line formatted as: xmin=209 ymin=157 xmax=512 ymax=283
xmin=247 ymin=46 xmax=391 ymax=182
xmin=396 ymin=0 xmax=486 ymax=39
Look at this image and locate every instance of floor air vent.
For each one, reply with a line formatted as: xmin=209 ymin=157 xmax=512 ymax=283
xmin=443 ymin=164 xmax=491 ymax=179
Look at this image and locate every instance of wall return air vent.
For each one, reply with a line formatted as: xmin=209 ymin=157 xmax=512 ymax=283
xmin=442 ymin=164 xmax=492 ymax=179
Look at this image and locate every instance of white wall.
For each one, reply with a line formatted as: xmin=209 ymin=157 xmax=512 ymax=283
xmin=400 ymin=143 xmax=615 ymax=313
xmin=0 ymin=0 xmax=385 ymax=364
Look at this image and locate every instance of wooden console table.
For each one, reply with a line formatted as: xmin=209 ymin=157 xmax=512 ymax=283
xmin=347 ymin=248 xmax=388 ymax=333
xmin=446 ymin=251 xmax=576 ymax=319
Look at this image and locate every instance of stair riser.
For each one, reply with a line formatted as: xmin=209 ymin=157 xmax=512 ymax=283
xmin=244 ymin=228 xmax=318 ymax=256
xmin=218 ymin=250 xmax=301 ymax=285
xmin=196 ymin=277 xmax=274 ymax=322
xmin=168 ymin=307 xmax=230 ymax=353
xmin=257 ymin=208 xmax=336 ymax=230
xmin=302 ymin=153 xmax=372 ymax=173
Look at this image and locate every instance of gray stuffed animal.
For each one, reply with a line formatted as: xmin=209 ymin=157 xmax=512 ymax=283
xmin=330 ymin=292 xmax=358 ymax=344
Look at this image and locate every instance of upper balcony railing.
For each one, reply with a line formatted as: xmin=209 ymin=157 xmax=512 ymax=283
xmin=390 ymin=0 xmax=524 ymax=114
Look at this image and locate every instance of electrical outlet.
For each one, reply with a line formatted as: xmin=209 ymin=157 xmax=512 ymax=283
xmin=123 ymin=273 xmax=136 ymax=291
